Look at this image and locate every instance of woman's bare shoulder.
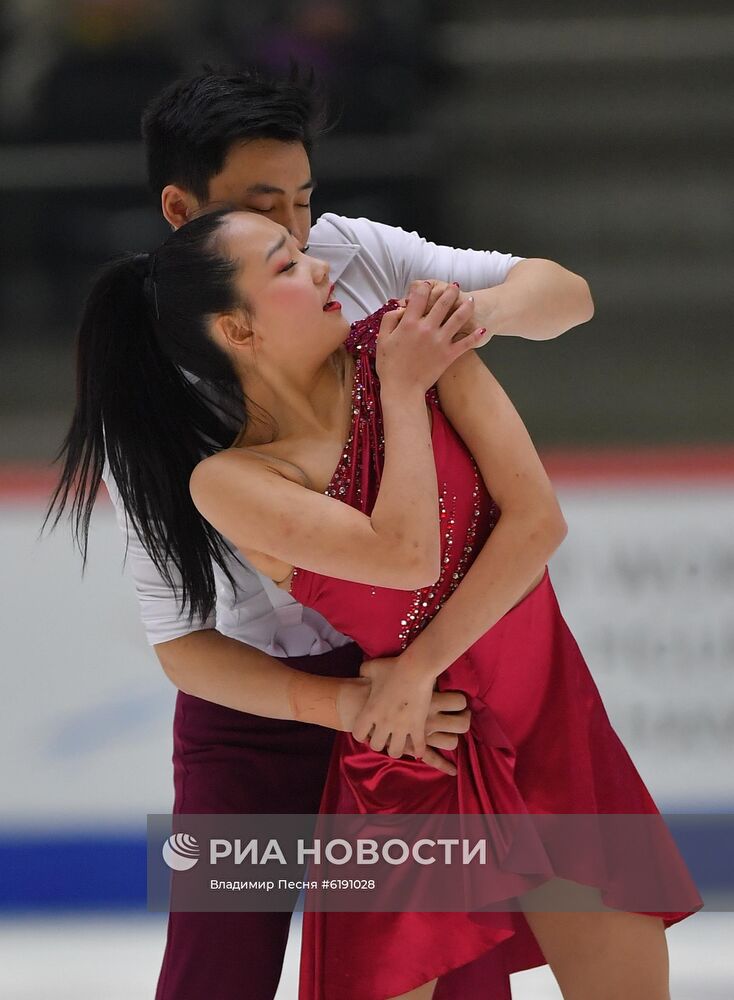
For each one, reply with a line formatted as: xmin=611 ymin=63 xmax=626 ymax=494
xmin=190 ymin=447 xmax=251 ymax=491
xmin=191 ymin=446 xmax=308 ymax=497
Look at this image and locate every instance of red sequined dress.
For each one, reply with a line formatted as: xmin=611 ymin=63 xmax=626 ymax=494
xmin=290 ymin=302 xmax=702 ymax=1000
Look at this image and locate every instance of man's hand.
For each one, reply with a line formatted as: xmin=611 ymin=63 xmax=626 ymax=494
xmin=403 ymin=279 xmax=494 ymax=348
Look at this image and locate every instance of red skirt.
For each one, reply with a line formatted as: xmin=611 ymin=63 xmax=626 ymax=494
xmin=298 ymin=570 xmax=703 ymax=999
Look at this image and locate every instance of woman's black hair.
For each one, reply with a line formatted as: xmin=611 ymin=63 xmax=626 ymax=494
xmin=141 ymin=64 xmax=331 ymax=202
xmin=42 ymin=207 xmax=260 ymax=625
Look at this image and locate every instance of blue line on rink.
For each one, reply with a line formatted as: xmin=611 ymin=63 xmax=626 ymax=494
xmin=0 ymin=815 xmax=732 ymax=910
xmin=0 ymin=833 xmax=145 ymax=910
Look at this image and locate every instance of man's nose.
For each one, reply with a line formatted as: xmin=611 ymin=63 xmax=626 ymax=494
xmin=279 ymin=208 xmax=297 ymax=239
xmin=278 ymin=215 xmax=309 ymax=252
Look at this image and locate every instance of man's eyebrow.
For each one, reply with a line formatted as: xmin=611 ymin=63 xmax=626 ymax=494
xmin=245 ymin=179 xmax=317 ymax=196
xmin=265 ymin=234 xmax=287 ymax=261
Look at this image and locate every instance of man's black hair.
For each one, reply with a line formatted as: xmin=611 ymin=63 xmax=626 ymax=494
xmin=141 ymin=64 xmax=330 ymax=202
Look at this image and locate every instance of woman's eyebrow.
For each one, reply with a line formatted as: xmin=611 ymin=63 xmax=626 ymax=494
xmin=265 ymin=234 xmax=287 ymax=261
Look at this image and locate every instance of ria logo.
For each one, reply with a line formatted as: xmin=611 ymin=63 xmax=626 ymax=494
xmin=162 ymin=833 xmax=200 ymax=871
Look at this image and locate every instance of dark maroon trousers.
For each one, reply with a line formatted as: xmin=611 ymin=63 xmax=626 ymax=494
xmin=155 ymin=641 xmax=364 ymax=1000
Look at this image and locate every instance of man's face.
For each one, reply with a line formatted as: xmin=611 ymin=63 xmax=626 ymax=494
xmin=203 ymin=138 xmax=314 ymax=250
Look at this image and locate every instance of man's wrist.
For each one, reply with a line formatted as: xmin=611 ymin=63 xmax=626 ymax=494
xmin=335 ymin=677 xmax=371 ymax=731
xmin=470 ymin=286 xmax=502 ymax=338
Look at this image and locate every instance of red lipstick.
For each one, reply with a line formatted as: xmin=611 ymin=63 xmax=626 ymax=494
xmin=323 ymin=283 xmax=342 ymax=311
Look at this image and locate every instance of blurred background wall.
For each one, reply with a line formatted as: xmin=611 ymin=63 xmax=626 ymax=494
xmin=0 ymin=3 xmax=732 ymax=997
xmin=1 ymin=0 xmax=732 ymax=454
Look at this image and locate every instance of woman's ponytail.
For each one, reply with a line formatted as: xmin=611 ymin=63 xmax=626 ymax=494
xmin=43 ymin=209 xmax=251 ymax=624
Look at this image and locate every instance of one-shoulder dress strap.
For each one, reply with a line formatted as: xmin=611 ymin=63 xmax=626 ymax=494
xmin=346 ymin=299 xmax=442 ymax=409
xmin=345 ymin=299 xmax=403 ymax=356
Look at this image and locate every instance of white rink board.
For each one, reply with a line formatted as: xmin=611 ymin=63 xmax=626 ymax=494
xmin=0 ymin=481 xmax=732 ymax=831
xmin=0 ymin=503 xmax=175 ymax=829
xmin=548 ymin=484 xmax=734 ymax=810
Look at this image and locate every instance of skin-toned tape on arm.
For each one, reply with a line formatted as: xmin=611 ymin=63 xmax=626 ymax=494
xmin=287 ymin=671 xmax=342 ymax=730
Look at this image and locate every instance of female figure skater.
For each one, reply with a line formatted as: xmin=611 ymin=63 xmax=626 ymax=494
xmin=53 ymin=207 xmax=701 ymax=1000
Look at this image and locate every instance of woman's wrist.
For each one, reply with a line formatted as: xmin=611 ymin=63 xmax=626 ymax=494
xmin=394 ymin=642 xmax=445 ymax=681
xmin=379 ymin=381 xmax=428 ymax=406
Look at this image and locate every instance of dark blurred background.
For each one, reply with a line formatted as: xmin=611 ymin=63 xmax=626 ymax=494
xmin=1 ymin=0 xmax=732 ymax=462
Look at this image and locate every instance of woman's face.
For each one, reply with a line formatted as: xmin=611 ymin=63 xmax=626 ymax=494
xmin=219 ymin=211 xmax=347 ymax=366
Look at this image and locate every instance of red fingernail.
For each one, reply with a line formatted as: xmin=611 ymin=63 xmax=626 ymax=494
xmin=452 ymin=282 xmax=461 ymax=288
xmin=478 ymin=327 xmax=487 ymax=335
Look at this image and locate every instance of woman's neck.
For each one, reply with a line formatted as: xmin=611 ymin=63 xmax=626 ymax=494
xmin=234 ymin=347 xmax=353 ymax=448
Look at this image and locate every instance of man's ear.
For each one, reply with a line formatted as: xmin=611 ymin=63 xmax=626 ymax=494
xmin=161 ymin=184 xmax=200 ymax=230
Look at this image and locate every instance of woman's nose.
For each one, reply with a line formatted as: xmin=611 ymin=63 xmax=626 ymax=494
xmin=312 ymin=257 xmax=330 ymax=284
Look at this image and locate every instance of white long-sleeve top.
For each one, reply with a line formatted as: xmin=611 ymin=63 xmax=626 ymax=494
xmin=102 ymin=212 xmax=525 ymax=653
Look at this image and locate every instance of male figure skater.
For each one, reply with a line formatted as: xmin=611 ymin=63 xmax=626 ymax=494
xmin=105 ymin=67 xmax=593 ymax=999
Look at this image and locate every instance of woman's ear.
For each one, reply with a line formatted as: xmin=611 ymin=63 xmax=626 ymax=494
xmin=161 ymin=185 xmax=200 ymax=230
xmin=213 ymin=312 xmax=253 ymax=350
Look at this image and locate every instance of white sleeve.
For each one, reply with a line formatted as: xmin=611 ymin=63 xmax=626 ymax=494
xmin=323 ymin=214 xmax=526 ymax=294
xmin=102 ymin=461 xmax=216 ymax=646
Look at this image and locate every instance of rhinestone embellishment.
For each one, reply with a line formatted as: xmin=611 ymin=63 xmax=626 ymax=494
xmin=288 ymin=301 xmax=501 ymax=631
xmin=396 ymin=460 xmax=498 ymax=651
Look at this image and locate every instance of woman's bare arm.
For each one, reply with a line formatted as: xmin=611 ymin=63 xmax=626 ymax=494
xmin=189 ymin=380 xmax=439 ymax=591
xmin=189 ymin=286 xmax=481 ymax=592
xmin=350 ymin=347 xmax=567 ymax=757
xmin=393 ymin=349 xmax=567 ymax=679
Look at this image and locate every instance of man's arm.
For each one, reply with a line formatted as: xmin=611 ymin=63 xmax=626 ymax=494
xmin=154 ymin=628 xmax=469 ymax=770
xmin=406 ymin=260 xmax=592 ymax=347
xmin=102 ymin=463 xmax=469 ymax=771
xmin=155 ymin=627 xmax=364 ymax=727
xmin=460 ymin=258 xmax=593 ymax=343
xmin=104 ymin=458 xmax=355 ymax=718
xmin=324 ymin=214 xmax=593 ymax=342
xmin=394 ymin=218 xmax=593 ymax=341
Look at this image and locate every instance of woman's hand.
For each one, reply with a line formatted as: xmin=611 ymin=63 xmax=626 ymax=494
xmin=402 ymin=280 xmax=482 ymax=342
xmin=402 ymin=279 xmax=498 ymax=348
xmin=338 ymin=673 xmax=466 ymax=776
xmin=350 ymin=657 xmax=439 ymax=763
xmin=376 ymin=281 xmax=486 ymax=394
